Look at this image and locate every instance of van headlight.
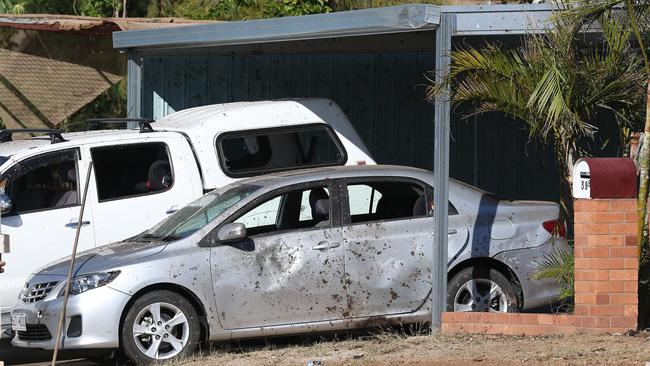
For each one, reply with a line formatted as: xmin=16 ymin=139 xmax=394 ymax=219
xmin=58 ymin=271 xmax=120 ymax=297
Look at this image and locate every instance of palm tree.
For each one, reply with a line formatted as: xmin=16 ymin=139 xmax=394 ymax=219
xmin=428 ymin=14 xmax=644 ymax=216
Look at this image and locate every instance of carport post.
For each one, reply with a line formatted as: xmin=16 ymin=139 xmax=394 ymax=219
xmin=126 ymin=51 xmax=143 ymax=128
xmin=431 ymin=12 xmax=452 ymax=331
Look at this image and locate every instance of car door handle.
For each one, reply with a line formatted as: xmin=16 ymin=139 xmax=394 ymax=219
xmin=312 ymin=241 xmax=340 ymax=250
xmin=448 ymin=228 xmax=458 ymax=235
xmin=66 ymin=221 xmax=90 ymax=228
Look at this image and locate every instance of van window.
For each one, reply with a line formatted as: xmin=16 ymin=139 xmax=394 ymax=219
xmin=218 ymin=125 xmax=346 ymax=177
xmin=91 ymin=142 xmax=173 ymax=202
xmin=0 ymin=149 xmax=79 ymax=215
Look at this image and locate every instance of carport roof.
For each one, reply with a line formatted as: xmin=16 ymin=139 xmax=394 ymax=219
xmin=112 ymin=3 xmax=558 ymax=50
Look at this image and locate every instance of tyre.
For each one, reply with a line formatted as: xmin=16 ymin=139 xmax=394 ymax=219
xmin=121 ymin=290 xmax=201 ymax=364
xmin=447 ymin=266 xmax=519 ymax=313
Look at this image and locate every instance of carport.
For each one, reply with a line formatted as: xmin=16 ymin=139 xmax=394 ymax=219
xmin=112 ymin=4 xmax=557 ymax=328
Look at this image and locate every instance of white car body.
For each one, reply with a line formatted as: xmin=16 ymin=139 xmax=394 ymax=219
xmin=0 ymin=98 xmax=375 ymax=327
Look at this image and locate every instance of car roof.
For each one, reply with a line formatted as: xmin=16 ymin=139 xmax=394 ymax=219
xmin=154 ymin=98 xmax=345 ymax=132
xmin=238 ymin=165 xmax=433 ymax=188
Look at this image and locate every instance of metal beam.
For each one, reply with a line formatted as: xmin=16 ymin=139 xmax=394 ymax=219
xmin=126 ymin=51 xmax=142 ymax=126
xmin=431 ymin=12 xmax=453 ymax=330
xmin=113 ymin=5 xmax=440 ymax=50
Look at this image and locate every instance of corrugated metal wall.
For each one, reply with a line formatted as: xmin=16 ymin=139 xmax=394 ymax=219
xmin=140 ymin=51 xmax=560 ymax=202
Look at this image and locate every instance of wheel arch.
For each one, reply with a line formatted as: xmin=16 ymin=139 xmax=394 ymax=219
xmin=118 ymin=283 xmax=210 ymax=347
xmin=448 ymin=257 xmax=524 ymax=309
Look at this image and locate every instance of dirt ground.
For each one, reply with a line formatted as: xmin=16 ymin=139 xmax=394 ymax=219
xmin=177 ymin=330 xmax=650 ymax=366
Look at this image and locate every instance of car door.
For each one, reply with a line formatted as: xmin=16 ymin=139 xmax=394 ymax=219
xmin=340 ymin=178 xmax=436 ymax=318
xmin=210 ymin=181 xmax=346 ymax=329
xmin=83 ymin=136 xmax=201 ymax=246
xmin=0 ymin=148 xmax=95 ymax=315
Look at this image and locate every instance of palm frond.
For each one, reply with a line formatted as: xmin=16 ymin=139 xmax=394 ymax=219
xmin=532 ymin=243 xmax=575 ymax=300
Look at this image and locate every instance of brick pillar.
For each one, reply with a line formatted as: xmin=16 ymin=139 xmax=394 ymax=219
xmin=573 ymin=199 xmax=639 ymax=333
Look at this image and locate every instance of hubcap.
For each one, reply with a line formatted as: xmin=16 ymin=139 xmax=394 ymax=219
xmin=453 ymin=278 xmax=508 ymax=312
xmin=132 ymin=302 xmax=189 ymax=360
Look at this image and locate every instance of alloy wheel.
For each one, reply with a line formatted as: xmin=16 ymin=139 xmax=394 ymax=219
xmin=453 ymin=278 xmax=508 ymax=312
xmin=132 ymin=302 xmax=190 ymax=360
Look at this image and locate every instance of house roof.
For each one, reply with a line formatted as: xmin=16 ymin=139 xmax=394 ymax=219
xmin=0 ymin=47 xmax=122 ymax=129
xmin=0 ymin=14 xmax=217 ymax=36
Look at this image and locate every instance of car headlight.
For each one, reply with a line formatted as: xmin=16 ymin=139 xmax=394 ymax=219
xmin=58 ymin=271 xmax=120 ymax=297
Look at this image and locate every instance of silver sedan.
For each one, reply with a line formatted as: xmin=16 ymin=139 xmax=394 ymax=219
xmin=11 ymin=165 xmax=567 ymax=363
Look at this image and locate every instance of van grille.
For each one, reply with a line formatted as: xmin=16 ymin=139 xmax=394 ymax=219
xmin=21 ymin=282 xmax=58 ymax=303
xmin=17 ymin=324 xmax=52 ymax=341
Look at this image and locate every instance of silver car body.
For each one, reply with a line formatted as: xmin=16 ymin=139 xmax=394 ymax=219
xmin=12 ymin=165 xmax=565 ymax=350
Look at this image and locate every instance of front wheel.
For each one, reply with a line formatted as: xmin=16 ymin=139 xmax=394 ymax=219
xmin=121 ymin=290 xmax=201 ymax=364
xmin=447 ymin=267 xmax=519 ymax=313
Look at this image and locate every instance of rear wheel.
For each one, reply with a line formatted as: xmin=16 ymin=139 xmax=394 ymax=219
xmin=447 ymin=266 xmax=519 ymax=313
xmin=121 ymin=290 xmax=200 ymax=364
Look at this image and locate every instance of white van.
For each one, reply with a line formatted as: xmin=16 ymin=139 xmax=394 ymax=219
xmin=0 ymin=98 xmax=375 ymax=328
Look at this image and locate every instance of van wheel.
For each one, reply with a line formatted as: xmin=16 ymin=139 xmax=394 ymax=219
xmin=447 ymin=267 xmax=519 ymax=313
xmin=121 ymin=290 xmax=200 ymax=364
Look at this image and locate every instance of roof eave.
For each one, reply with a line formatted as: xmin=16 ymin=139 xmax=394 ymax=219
xmin=113 ymin=4 xmax=441 ymax=50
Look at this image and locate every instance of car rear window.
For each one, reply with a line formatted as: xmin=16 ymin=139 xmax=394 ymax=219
xmin=217 ymin=125 xmax=347 ymax=178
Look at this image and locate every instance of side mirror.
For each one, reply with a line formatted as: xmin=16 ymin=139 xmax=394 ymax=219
xmin=217 ymin=223 xmax=246 ymax=242
xmin=0 ymin=194 xmax=12 ymax=215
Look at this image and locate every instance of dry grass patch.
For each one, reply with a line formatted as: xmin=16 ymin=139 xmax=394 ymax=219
xmin=173 ymin=328 xmax=650 ymax=366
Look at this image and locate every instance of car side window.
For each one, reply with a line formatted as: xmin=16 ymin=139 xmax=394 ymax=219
xmin=91 ymin=142 xmax=173 ymax=202
xmin=218 ymin=125 xmax=346 ymax=177
xmin=346 ymin=180 xmax=427 ymax=224
xmin=0 ymin=149 xmax=79 ymax=215
xmin=233 ymin=186 xmax=331 ymax=237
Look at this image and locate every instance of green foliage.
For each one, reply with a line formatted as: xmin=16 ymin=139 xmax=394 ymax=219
xmin=4 ymin=0 xmax=122 ymax=16
xmin=0 ymin=0 xmax=24 ymax=13
xmin=531 ymin=241 xmax=575 ymax=304
xmin=265 ymin=0 xmax=331 ymax=17
xmin=147 ymin=0 xmax=330 ymax=21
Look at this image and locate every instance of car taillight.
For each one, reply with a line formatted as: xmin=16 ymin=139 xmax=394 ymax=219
xmin=543 ymin=219 xmax=566 ymax=237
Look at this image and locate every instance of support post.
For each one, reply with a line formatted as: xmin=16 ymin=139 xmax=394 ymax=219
xmin=126 ymin=51 xmax=143 ymax=128
xmin=432 ymin=12 xmax=453 ymax=330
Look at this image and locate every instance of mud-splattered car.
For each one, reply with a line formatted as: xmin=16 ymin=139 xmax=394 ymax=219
xmin=11 ymin=165 xmax=567 ymax=363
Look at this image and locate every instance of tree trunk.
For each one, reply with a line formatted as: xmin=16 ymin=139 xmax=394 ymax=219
xmin=637 ymin=80 xmax=650 ymax=329
xmin=638 ymin=82 xmax=650 ymax=257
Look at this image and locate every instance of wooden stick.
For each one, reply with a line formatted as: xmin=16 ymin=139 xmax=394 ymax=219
xmin=51 ymin=162 xmax=93 ymax=366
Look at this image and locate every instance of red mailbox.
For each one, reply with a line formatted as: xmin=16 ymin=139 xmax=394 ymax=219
xmin=573 ymin=158 xmax=638 ymax=199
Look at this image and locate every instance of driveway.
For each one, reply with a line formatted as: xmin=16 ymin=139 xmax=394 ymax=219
xmin=0 ymin=339 xmax=97 ymax=365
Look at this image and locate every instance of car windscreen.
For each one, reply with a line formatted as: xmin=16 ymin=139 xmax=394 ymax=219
xmin=143 ymin=184 xmax=261 ymax=241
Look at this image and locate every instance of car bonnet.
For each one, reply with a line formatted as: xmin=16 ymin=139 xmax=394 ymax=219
xmin=33 ymin=239 xmax=168 ymax=277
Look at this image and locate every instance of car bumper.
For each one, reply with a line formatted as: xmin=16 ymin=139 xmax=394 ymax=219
xmin=494 ymin=237 xmax=570 ymax=310
xmin=11 ymin=285 xmax=130 ymax=350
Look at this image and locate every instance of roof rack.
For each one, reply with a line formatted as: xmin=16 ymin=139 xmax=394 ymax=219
xmin=86 ymin=118 xmax=155 ymax=133
xmin=0 ymin=129 xmax=66 ymax=144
